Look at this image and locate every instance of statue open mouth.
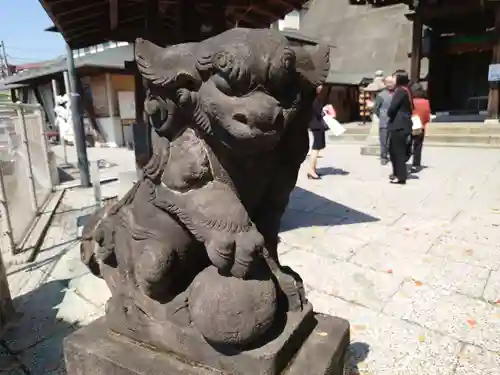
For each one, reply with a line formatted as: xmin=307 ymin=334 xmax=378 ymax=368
xmin=196 ymin=78 xmax=286 ymax=154
xmin=145 ymin=96 xmax=187 ymax=141
xmin=76 ymin=28 xmax=338 ymax=375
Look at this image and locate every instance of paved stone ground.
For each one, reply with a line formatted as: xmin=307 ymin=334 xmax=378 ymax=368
xmin=52 ymin=145 xmax=136 ymax=184
xmin=2 ymin=143 xmax=500 ymax=374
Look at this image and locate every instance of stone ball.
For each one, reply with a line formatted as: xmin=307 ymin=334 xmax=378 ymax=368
xmin=189 ymin=266 xmax=277 ymax=347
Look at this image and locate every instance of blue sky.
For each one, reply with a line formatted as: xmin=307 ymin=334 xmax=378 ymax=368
xmin=0 ymin=0 xmax=66 ymax=64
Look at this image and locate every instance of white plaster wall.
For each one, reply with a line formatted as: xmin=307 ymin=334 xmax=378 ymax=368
xmin=278 ymin=11 xmax=301 ymax=30
xmin=98 ymin=117 xmax=124 ymax=147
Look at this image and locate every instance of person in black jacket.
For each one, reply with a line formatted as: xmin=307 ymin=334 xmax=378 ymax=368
xmin=307 ymin=85 xmax=328 ymax=180
xmin=387 ymin=70 xmax=412 ymax=185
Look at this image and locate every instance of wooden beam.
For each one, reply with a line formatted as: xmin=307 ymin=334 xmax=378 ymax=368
xmin=132 ymin=65 xmax=151 ymax=173
xmin=58 ymin=9 xmax=107 ymax=27
xmin=66 ymin=27 xmax=103 ymax=42
xmin=52 ymin=1 xmax=107 ymax=17
xmin=56 ymin=1 xmax=137 ymax=29
xmin=146 ymin=0 xmax=161 ymax=44
xmin=245 ymin=5 xmax=282 ymax=19
xmin=487 ymin=6 xmax=500 ymax=120
xmin=272 ymin=0 xmax=302 ymax=11
xmin=110 ymin=0 xmax=119 ymax=30
xmin=229 ymin=8 xmax=272 ymax=28
xmin=210 ymin=0 xmax=228 ymax=35
xmin=418 ymin=1 xmax=491 ymax=21
xmin=176 ymin=0 xmax=201 ymax=42
xmin=63 ymin=12 xmax=143 ymax=36
xmin=38 ymin=0 xmax=67 ymax=40
xmin=410 ymin=12 xmax=423 ymax=82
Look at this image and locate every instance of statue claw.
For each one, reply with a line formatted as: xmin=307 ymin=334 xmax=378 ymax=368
xmin=273 ymin=268 xmax=305 ymax=311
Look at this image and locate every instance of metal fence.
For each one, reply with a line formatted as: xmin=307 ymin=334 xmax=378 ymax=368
xmin=0 ymin=103 xmax=53 ymax=256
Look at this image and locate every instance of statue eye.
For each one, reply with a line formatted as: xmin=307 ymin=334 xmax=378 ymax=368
xmin=282 ymin=50 xmax=296 ymax=71
xmin=214 ymin=52 xmax=229 ymax=70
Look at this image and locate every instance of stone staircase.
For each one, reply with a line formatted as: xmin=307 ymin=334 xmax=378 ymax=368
xmin=329 ymin=122 xmax=500 ymax=155
xmin=328 ymin=123 xmax=371 ymax=143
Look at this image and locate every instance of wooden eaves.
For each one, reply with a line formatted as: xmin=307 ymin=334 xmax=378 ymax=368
xmin=39 ymin=0 xmax=309 ymax=49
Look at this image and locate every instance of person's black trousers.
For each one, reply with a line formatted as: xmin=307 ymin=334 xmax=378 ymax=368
xmin=379 ymin=127 xmax=389 ymax=160
xmin=389 ymin=129 xmax=410 ymax=182
xmin=412 ymin=130 xmax=425 ymax=167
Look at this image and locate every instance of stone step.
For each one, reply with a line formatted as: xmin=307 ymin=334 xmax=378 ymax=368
xmin=329 ymin=134 xmax=368 ymax=142
xmin=331 ymin=132 xmax=500 ymax=146
xmin=427 ymin=125 xmax=500 ymax=136
xmin=427 ymin=134 xmax=500 ymax=145
xmin=339 ymin=122 xmax=500 ymax=136
xmin=360 ymin=141 xmax=500 ymax=156
xmin=339 ymin=127 xmax=500 ymax=137
xmin=340 ymin=126 xmax=371 ymax=135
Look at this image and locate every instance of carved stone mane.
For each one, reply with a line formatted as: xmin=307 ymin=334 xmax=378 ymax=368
xmin=79 ymin=27 xmax=331 ymax=374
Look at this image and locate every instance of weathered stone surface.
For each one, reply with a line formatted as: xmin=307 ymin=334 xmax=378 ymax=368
xmin=483 ymin=270 xmax=500 ymax=303
xmin=78 ymin=28 xmax=332 ymax=358
xmin=64 ymin=316 xmax=349 ymax=375
xmin=456 ymin=345 xmax=500 ymax=375
xmin=351 ymin=244 xmax=490 ymax=298
xmin=281 ymin=250 xmax=401 ymax=310
xmin=281 ymin=228 xmax=366 ymax=261
xmin=384 ymin=281 xmax=500 ymax=352
xmin=106 ymin=298 xmax=316 ymax=375
xmin=284 ymin=314 xmax=349 ymax=375
xmin=64 ymin=318 xmax=217 ymax=375
xmin=309 ymin=290 xmax=462 ymax=375
xmin=430 ymin=236 xmax=500 ymax=270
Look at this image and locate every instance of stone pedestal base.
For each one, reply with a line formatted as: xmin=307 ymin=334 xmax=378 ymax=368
xmin=64 ymin=315 xmax=349 ymax=375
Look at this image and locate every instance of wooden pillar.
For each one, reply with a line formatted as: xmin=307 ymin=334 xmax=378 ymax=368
xmin=10 ymin=88 xmax=17 ymax=103
xmin=132 ymin=65 xmax=149 ymax=175
xmin=211 ymin=0 xmax=227 ymax=35
xmin=410 ymin=13 xmax=423 ymax=83
xmin=105 ymin=73 xmax=117 ymax=117
xmin=177 ymin=0 xmax=201 ymax=42
xmin=128 ymin=0 xmax=159 ymax=176
xmin=145 ymin=0 xmax=160 ymax=45
xmin=487 ymin=7 xmax=500 ymax=120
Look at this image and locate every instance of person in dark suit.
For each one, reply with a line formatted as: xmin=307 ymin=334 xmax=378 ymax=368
xmin=387 ymin=70 xmax=412 ymax=185
xmin=307 ymin=85 xmax=328 ymax=180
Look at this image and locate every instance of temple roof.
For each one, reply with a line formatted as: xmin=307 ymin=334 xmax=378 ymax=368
xmin=300 ymin=0 xmax=413 ymax=76
xmin=39 ymin=0 xmax=309 ymax=49
xmin=0 ymin=44 xmax=133 ymax=87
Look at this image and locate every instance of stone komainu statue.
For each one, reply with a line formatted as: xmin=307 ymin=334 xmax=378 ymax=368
xmin=81 ymin=28 xmax=329 ymax=354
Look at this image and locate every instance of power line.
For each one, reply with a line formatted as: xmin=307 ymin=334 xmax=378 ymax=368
xmin=6 ymin=54 xmax=44 ymax=62
xmin=4 ymin=44 xmax=63 ymax=53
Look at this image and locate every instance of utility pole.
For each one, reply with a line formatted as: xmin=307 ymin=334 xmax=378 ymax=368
xmin=0 ymin=41 xmax=8 ymax=78
xmin=66 ymin=43 xmax=91 ymax=187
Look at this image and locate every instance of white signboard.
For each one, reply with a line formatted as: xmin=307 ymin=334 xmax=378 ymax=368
xmin=118 ymin=91 xmax=136 ymax=120
xmin=488 ymin=64 xmax=500 ymax=82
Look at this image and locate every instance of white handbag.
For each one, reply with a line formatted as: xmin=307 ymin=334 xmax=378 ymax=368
xmin=411 ymin=114 xmax=423 ymax=135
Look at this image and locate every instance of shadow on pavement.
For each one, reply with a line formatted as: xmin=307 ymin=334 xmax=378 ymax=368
xmin=1 ymin=279 xmax=79 ymax=374
xmin=281 ymin=187 xmax=379 ymax=231
xmin=57 ymin=167 xmax=76 ymax=183
xmin=345 ymin=342 xmax=370 ymax=374
xmin=6 ymin=249 xmax=72 ymax=277
xmin=316 ymin=167 xmax=350 ymax=176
